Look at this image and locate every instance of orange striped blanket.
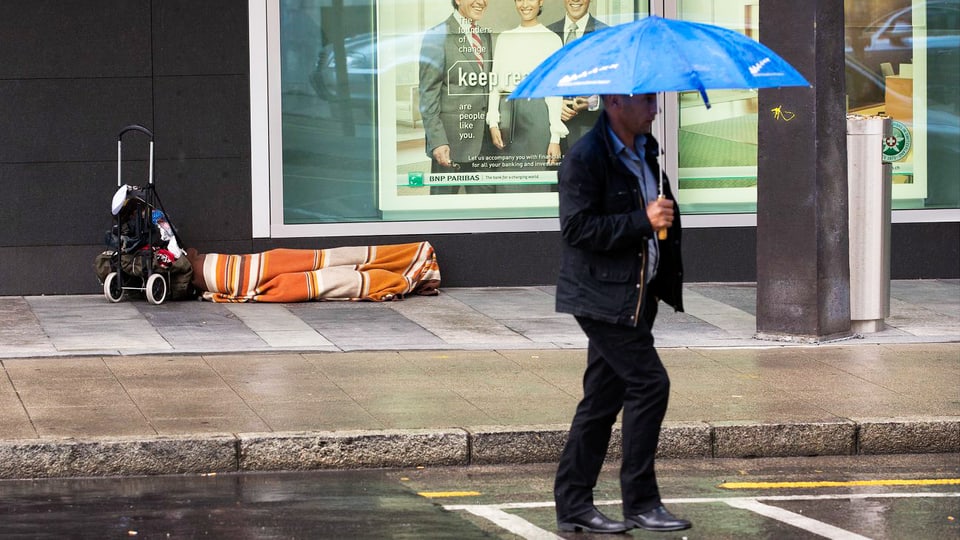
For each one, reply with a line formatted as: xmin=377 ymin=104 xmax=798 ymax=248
xmin=186 ymin=242 xmax=440 ymax=303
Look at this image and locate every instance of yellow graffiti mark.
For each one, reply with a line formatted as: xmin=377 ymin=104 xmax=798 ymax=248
xmin=418 ymin=491 xmax=483 ymax=498
xmin=771 ymin=105 xmax=796 ymax=121
xmin=719 ymin=478 xmax=960 ymax=490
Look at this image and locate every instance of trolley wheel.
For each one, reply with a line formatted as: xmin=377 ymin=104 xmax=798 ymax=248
xmin=104 ymin=272 xmax=124 ymax=303
xmin=146 ymin=273 xmax=168 ymax=305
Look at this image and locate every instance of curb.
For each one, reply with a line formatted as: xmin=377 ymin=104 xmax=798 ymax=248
xmin=1 ymin=418 xmax=957 ymax=480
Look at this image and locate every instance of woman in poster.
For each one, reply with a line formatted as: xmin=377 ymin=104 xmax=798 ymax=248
xmin=486 ymin=0 xmax=567 ymax=180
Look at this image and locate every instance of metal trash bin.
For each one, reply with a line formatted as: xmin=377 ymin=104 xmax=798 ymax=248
xmin=846 ymin=115 xmax=892 ymax=333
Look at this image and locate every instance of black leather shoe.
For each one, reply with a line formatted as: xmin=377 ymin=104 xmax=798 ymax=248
xmin=557 ymin=507 xmax=628 ymax=534
xmin=624 ymin=505 xmax=691 ymax=531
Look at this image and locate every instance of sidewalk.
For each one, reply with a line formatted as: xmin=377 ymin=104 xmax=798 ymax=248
xmin=0 ymin=280 xmax=957 ymax=478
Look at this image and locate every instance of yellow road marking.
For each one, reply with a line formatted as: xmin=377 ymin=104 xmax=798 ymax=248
xmin=418 ymin=491 xmax=483 ymax=498
xmin=720 ymin=478 xmax=960 ymax=490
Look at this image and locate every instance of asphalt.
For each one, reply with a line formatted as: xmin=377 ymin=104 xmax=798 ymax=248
xmin=0 ymin=280 xmax=957 ymax=479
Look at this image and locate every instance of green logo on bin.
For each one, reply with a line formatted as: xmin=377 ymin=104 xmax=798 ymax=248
xmin=408 ymin=172 xmax=424 ymax=186
xmin=882 ymin=120 xmax=911 ymax=163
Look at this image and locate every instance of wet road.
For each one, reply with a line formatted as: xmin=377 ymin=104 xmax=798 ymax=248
xmin=1 ymin=454 xmax=957 ymax=539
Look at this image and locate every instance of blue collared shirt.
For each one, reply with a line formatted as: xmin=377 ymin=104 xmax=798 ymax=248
xmin=608 ymin=127 xmax=660 ymax=282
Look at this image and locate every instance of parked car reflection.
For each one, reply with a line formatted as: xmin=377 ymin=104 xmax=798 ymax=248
xmin=309 ymin=33 xmax=423 ymax=102
xmin=846 ymin=0 xmax=959 ymax=83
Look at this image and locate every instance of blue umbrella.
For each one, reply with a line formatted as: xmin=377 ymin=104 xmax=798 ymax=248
xmin=509 ymin=15 xmax=809 ymax=108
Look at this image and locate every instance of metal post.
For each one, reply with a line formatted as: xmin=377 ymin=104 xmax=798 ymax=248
xmin=847 ymin=115 xmax=892 ymax=333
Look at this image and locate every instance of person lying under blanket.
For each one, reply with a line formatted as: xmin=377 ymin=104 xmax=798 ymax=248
xmin=185 ymin=241 xmax=440 ymax=302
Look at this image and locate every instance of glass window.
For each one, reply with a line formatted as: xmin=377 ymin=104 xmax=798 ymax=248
xmin=845 ymin=0 xmax=960 ymax=210
xmin=676 ymin=1 xmax=764 ymax=214
xmin=278 ymin=0 xmax=379 ymax=225
xmin=270 ymin=0 xmax=648 ymax=231
xmin=260 ymin=1 xmax=958 ymax=237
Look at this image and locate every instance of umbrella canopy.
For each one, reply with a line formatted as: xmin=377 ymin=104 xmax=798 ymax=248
xmin=509 ymin=15 xmax=809 ymax=108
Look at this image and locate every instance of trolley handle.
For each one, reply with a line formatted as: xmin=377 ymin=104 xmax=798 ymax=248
xmin=117 ymin=124 xmax=155 ymax=187
xmin=118 ymin=124 xmax=154 ymax=140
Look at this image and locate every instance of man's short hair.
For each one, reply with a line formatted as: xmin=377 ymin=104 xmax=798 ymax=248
xmin=451 ymin=0 xmax=458 ymax=9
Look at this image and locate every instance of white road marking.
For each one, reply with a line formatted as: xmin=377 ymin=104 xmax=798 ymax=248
xmin=725 ymin=498 xmax=873 ymax=540
xmin=444 ymin=493 xmax=960 ymax=540
xmin=458 ymin=505 xmax=562 ymax=540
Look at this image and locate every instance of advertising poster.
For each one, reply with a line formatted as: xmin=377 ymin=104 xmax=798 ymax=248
xmin=377 ymin=0 xmax=637 ymax=219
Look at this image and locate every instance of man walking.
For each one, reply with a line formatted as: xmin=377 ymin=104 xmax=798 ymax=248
xmin=553 ymin=92 xmax=691 ymax=534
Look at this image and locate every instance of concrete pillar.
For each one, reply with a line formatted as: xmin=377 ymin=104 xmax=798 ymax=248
xmin=756 ymin=0 xmax=852 ymax=342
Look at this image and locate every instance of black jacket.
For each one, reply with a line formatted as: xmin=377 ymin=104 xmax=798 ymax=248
xmin=555 ymin=111 xmax=684 ymax=326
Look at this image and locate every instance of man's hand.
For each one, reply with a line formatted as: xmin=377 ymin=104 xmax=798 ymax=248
xmin=561 ymin=97 xmax=589 ymax=121
xmin=490 ymin=126 xmax=505 ymax=149
xmin=646 ymin=197 xmax=674 ymax=231
xmin=432 ymin=145 xmax=453 ymax=168
xmin=547 ymin=142 xmax=561 ymax=165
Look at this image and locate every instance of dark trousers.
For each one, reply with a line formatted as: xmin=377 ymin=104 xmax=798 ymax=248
xmin=554 ymin=294 xmax=669 ymax=519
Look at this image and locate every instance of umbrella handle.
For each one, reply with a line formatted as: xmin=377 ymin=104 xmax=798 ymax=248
xmin=657 ymin=195 xmax=668 ymax=240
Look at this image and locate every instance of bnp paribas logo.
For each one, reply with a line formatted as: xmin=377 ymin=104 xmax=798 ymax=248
xmin=408 ymin=172 xmax=424 ymax=186
xmin=882 ymin=120 xmax=912 ymax=163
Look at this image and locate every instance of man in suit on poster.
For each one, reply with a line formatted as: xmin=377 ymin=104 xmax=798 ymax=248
xmin=418 ymin=0 xmax=495 ymax=194
xmin=547 ymin=0 xmax=607 ymax=153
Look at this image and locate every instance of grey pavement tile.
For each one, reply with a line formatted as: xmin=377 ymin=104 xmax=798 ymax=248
xmin=134 ymin=302 xmax=268 ymax=351
xmin=332 ymin=375 xmax=462 ymax=401
xmin=887 ymin=297 xmax=960 ymax=326
xmin=151 ymin=326 xmax=266 ymax=352
xmin=149 ymin=414 xmax=271 ymax=435
xmin=289 ymin=303 xmax=446 ymax=349
xmin=26 ymin=295 xmax=141 ymax=320
xmin=355 ymin=394 xmax=495 ymax=429
xmin=224 ymin=376 xmax=350 ymax=404
xmin=468 ymin=397 xmax=577 ymax=425
xmin=1 ymin=356 xmax=113 ymax=379
xmin=0 ymin=381 xmax=35 ymax=438
xmin=814 ymin=397 xmax=942 ymax=418
xmin=249 ymin=400 xmax=386 ymax=431
xmin=306 ymin=351 xmax=422 ymax=379
xmin=447 ymin=375 xmax=573 ymax=403
xmin=27 ymin=297 xmax=171 ymax=352
xmin=804 ymin=344 xmax=960 ymax=397
xmin=675 ymin=290 xmax=756 ymax=339
xmin=497 ymin=316 xmax=585 ymax=345
xmin=223 ymin=304 xmax=317 ymax=332
xmin=0 ymin=415 xmax=36 ymax=438
xmin=655 ymin=317 xmax=747 ymax=348
xmin=0 ymin=344 xmax=59 ymax=358
xmin=203 ymin=353 xmax=320 ymax=374
xmin=24 ymin=297 xmax=170 ymax=352
xmin=204 ymin=354 xmax=346 ymax=402
xmin=388 ymin=293 xmax=532 ymax=346
xmin=890 ymin=279 xmax=960 ymax=312
xmin=105 ymin=355 xmax=230 ymax=390
xmin=49 ymin=333 xmax=172 ymax=353
xmin=134 ymin=301 xmax=245 ymax=327
xmin=12 ymin=378 xmax=135 ymax=409
xmin=224 ymin=304 xmax=336 ymax=348
xmin=441 ymin=287 xmax=559 ymax=319
xmin=0 ymin=298 xmax=51 ymax=350
xmin=124 ymin=387 xmax=254 ymax=417
xmin=397 ymin=350 xmax=522 ymax=374
xmin=246 ymin=331 xmax=337 ymax=349
xmin=27 ymin=404 xmax=155 ymax=438
xmin=685 ymin=282 xmax=757 ymax=315
xmin=670 ymin=400 xmax=837 ymax=423
xmin=498 ymin=351 xmax=588 ymax=396
xmin=498 ymin=349 xmax=585 ymax=365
